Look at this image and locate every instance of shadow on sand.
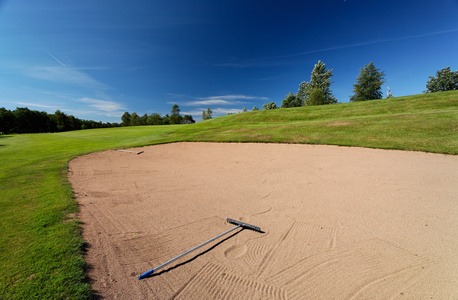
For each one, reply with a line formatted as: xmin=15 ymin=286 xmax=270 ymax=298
xmin=143 ymin=228 xmax=244 ymax=279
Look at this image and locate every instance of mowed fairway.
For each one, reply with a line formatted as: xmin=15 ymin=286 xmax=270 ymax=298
xmin=0 ymin=91 xmax=457 ymax=299
xmin=0 ymin=126 xmax=178 ymax=298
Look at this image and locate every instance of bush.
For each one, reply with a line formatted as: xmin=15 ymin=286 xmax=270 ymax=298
xmin=425 ymin=67 xmax=458 ymax=93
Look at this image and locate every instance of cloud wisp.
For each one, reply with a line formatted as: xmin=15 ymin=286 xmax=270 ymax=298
xmin=13 ymin=101 xmax=60 ymax=110
xmin=201 ymin=95 xmax=268 ymax=101
xmin=6 ymin=52 xmax=127 ymax=120
xmin=180 ymin=108 xmax=244 ymax=118
xmin=12 ymin=52 xmax=110 ymax=91
xmin=76 ymin=97 xmax=126 ymax=117
xmin=25 ymin=65 xmax=108 ymax=90
xmin=168 ymin=93 xmax=268 ymax=119
xmin=184 ymin=99 xmax=231 ymax=106
xmin=183 ymin=94 xmax=268 ymax=106
xmin=216 ymin=28 xmax=458 ymax=68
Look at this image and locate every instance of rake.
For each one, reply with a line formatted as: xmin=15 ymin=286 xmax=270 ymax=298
xmin=138 ymin=218 xmax=262 ymax=280
xmin=114 ymin=149 xmax=144 ymax=155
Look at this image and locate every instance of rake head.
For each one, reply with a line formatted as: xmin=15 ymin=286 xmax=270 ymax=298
xmin=227 ymin=218 xmax=262 ymax=232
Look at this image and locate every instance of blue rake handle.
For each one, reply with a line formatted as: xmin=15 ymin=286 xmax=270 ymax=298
xmin=138 ymin=224 xmax=241 ymax=279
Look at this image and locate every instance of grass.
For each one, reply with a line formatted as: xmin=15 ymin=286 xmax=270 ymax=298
xmin=167 ymin=91 xmax=458 ymax=153
xmin=0 ymin=91 xmax=457 ymax=298
xmin=0 ymin=126 xmax=178 ymax=299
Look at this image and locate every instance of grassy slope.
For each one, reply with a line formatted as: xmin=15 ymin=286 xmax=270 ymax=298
xmin=0 ymin=91 xmax=457 ymax=299
xmin=169 ymin=91 xmax=458 ymax=154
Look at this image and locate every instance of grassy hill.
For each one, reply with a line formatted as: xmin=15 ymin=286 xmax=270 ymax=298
xmin=0 ymin=91 xmax=457 ymax=299
xmin=168 ymin=90 xmax=458 ymax=154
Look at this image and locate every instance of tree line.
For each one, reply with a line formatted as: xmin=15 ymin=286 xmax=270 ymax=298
xmin=120 ymin=104 xmax=195 ymax=126
xmin=0 ymin=104 xmax=197 ymax=134
xmin=0 ymin=107 xmax=119 ymax=134
xmin=2 ymin=65 xmax=455 ymax=133
xmin=278 ymin=61 xmax=386 ymax=109
xmin=269 ymin=62 xmax=457 ymax=110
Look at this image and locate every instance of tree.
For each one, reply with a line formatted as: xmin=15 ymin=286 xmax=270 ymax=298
xmin=140 ymin=113 xmax=148 ymax=125
xmin=1 ymin=107 xmax=115 ymax=133
xmin=424 ymin=67 xmax=458 ymax=93
xmin=281 ymin=92 xmax=303 ymax=108
xmin=308 ymin=88 xmax=326 ymax=105
xmin=162 ymin=114 xmax=170 ymax=125
xmin=53 ymin=110 xmax=69 ymax=132
xmin=169 ymin=104 xmax=184 ymax=124
xmin=202 ymin=108 xmax=213 ymax=120
xmin=243 ymin=107 xmax=247 ymax=112
xmin=13 ymin=107 xmax=36 ymax=133
xmin=350 ymin=62 xmax=385 ymax=102
xmin=298 ymin=60 xmax=337 ymax=105
xmin=147 ymin=113 xmax=163 ymax=125
xmin=67 ymin=114 xmax=82 ymax=131
xmin=171 ymin=104 xmax=181 ymax=116
xmin=183 ymin=115 xmax=195 ymax=124
xmin=121 ymin=112 xmax=131 ymax=126
xmin=0 ymin=107 xmax=16 ymax=134
xmin=252 ymin=105 xmax=259 ymax=111
xmin=263 ymin=102 xmax=277 ymax=110
xmin=169 ymin=114 xmax=183 ymax=124
xmin=130 ymin=112 xmax=141 ymax=126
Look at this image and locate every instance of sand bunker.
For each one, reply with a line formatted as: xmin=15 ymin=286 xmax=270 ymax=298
xmin=68 ymin=142 xmax=458 ymax=299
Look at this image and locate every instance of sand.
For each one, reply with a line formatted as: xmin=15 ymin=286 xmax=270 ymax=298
xmin=68 ymin=142 xmax=458 ymax=299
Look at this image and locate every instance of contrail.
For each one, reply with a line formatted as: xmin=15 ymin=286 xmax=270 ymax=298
xmin=215 ymin=28 xmax=458 ymax=68
xmin=278 ymin=28 xmax=458 ymax=59
xmin=47 ymin=52 xmax=67 ymax=67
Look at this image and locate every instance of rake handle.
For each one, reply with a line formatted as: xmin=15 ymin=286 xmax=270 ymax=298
xmin=138 ymin=224 xmax=241 ymax=279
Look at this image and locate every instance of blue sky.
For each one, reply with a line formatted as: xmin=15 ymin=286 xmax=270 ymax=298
xmin=0 ymin=0 xmax=457 ymax=122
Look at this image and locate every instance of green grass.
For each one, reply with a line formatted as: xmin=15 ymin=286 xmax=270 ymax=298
xmin=0 ymin=91 xmax=457 ymax=298
xmin=0 ymin=126 xmax=178 ymax=299
xmin=167 ymin=91 xmax=458 ymax=153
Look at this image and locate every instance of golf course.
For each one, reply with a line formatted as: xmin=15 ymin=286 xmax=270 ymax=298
xmin=1 ymin=91 xmax=457 ymax=299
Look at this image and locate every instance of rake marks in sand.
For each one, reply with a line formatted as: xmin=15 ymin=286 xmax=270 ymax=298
xmin=256 ymin=221 xmax=336 ymax=279
xmin=173 ymin=262 xmax=287 ymax=300
xmin=116 ymin=216 xmax=226 ymax=268
xmin=268 ymin=238 xmax=434 ymax=299
xmin=69 ymin=143 xmax=458 ymax=298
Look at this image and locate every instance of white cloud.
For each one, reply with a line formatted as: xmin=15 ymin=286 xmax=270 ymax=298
xmin=184 ymin=99 xmax=231 ymax=106
xmin=62 ymin=107 xmax=124 ymax=119
xmin=181 ymin=107 xmax=243 ymax=121
xmin=76 ymin=97 xmax=126 ymax=116
xmin=25 ymin=66 xmax=108 ymax=90
xmin=201 ymin=95 xmax=268 ymax=101
xmin=168 ymin=93 xmax=268 ymax=120
xmin=180 ymin=109 xmax=205 ymax=116
xmin=14 ymin=102 xmax=59 ymax=110
xmin=95 ymin=111 xmax=125 ymax=118
xmin=183 ymin=94 xmax=268 ymax=106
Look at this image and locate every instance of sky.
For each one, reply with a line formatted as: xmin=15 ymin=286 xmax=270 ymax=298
xmin=0 ymin=0 xmax=457 ymax=122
